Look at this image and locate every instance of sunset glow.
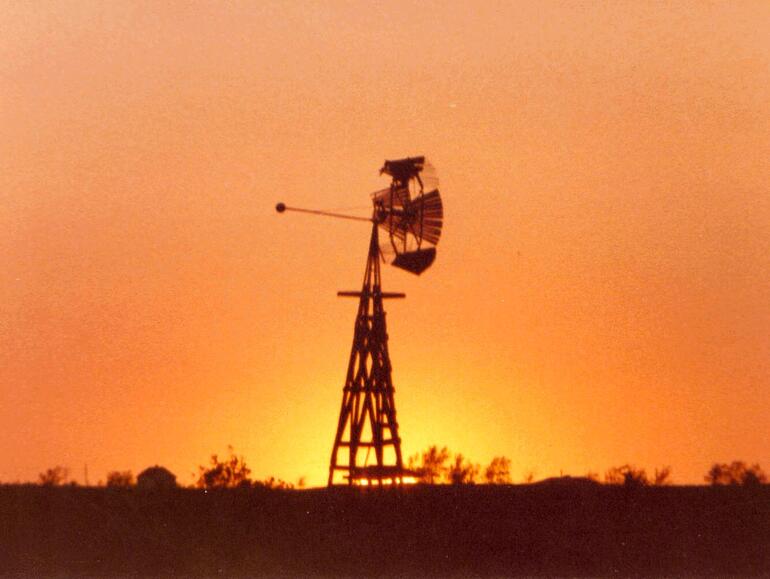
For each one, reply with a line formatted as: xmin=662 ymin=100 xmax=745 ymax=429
xmin=1 ymin=1 xmax=768 ymax=488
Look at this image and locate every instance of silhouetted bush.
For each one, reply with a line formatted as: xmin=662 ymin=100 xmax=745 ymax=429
xmin=585 ymin=471 xmax=600 ymax=482
xmin=196 ymin=446 xmax=252 ymax=489
xmin=408 ymin=445 xmax=450 ymax=483
xmin=106 ymin=470 xmax=134 ymax=488
xmin=137 ymin=466 xmax=177 ymax=490
xmin=705 ymin=461 xmax=767 ymax=486
xmin=38 ymin=466 xmax=68 ymax=486
xmin=257 ymin=476 xmax=294 ymax=489
xmin=407 ymin=447 xmax=524 ymax=485
xmin=604 ymin=465 xmax=673 ymax=487
xmin=653 ymin=466 xmax=672 ymax=486
xmin=522 ymin=470 xmax=536 ymax=483
xmin=447 ymin=453 xmax=479 ymax=484
xmin=604 ymin=464 xmax=649 ymax=487
xmin=484 ymin=456 xmax=512 ymax=484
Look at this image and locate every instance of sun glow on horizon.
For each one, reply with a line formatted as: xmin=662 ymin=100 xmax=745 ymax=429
xmin=351 ymin=476 xmax=418 ymax=487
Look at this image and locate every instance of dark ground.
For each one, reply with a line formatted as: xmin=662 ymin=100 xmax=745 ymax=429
xmin=1 ymin=480 xmax=768 ymax=577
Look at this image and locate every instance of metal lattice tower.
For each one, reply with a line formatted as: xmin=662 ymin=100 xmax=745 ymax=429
xmin=329 ymin=223 xmax=407 ymax=485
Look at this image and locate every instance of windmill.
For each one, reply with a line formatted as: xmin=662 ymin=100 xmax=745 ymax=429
xmin=276 ymin=156 xmax=443 ymax=486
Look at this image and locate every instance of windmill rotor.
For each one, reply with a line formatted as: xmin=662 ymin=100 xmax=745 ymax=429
xmin=373 ymin=156 xmax=443 ymax=274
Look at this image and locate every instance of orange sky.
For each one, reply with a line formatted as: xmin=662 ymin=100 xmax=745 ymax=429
xmin=2 ymin=1 xmax=768 ymax=487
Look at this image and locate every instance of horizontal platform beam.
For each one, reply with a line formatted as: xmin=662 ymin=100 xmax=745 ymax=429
xmin=330 ymin=465 xmax=410 ymax=473
xmin=337 ymin=291 xmax=406 ymax=298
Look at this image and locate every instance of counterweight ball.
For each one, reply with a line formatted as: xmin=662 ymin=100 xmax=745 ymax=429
xmin=275 ymin=202 xmax=286 ymax=213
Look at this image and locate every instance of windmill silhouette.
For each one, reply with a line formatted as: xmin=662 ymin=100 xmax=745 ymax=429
xmin=277 ymin=156 xmax=443 ymax=485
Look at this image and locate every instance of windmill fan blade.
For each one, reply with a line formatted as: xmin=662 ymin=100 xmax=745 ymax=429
xmin=414 ymin=189 xmax=443 ymax=245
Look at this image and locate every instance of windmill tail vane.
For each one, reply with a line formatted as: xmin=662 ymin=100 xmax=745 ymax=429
xmin=276 ymin=156 xmax=443 ymax=486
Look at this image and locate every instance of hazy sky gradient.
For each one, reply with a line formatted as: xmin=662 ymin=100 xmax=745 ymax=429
xmin=2 ymin=1 xmax=768 ymax=486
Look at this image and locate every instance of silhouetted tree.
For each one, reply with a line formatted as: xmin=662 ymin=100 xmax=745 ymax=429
xmin=604 ymin=464 xmax=649 ymax=487
xmin=484 ymin=456 xmax=512 ymax=484
xmin=106 ymin=470 xmax=134 ymax=488
xmin=705 ymin=461 xmax=767 ymax=486
xmin=38 ymin=466 xmax=68 ymax=486
xmin=447 ymin=454 xmax=479 ymax=485
xmin=408 ymin=445 xmax=450 ymax=484
xmin=196 ymin=446 xmax=252 ymax=489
